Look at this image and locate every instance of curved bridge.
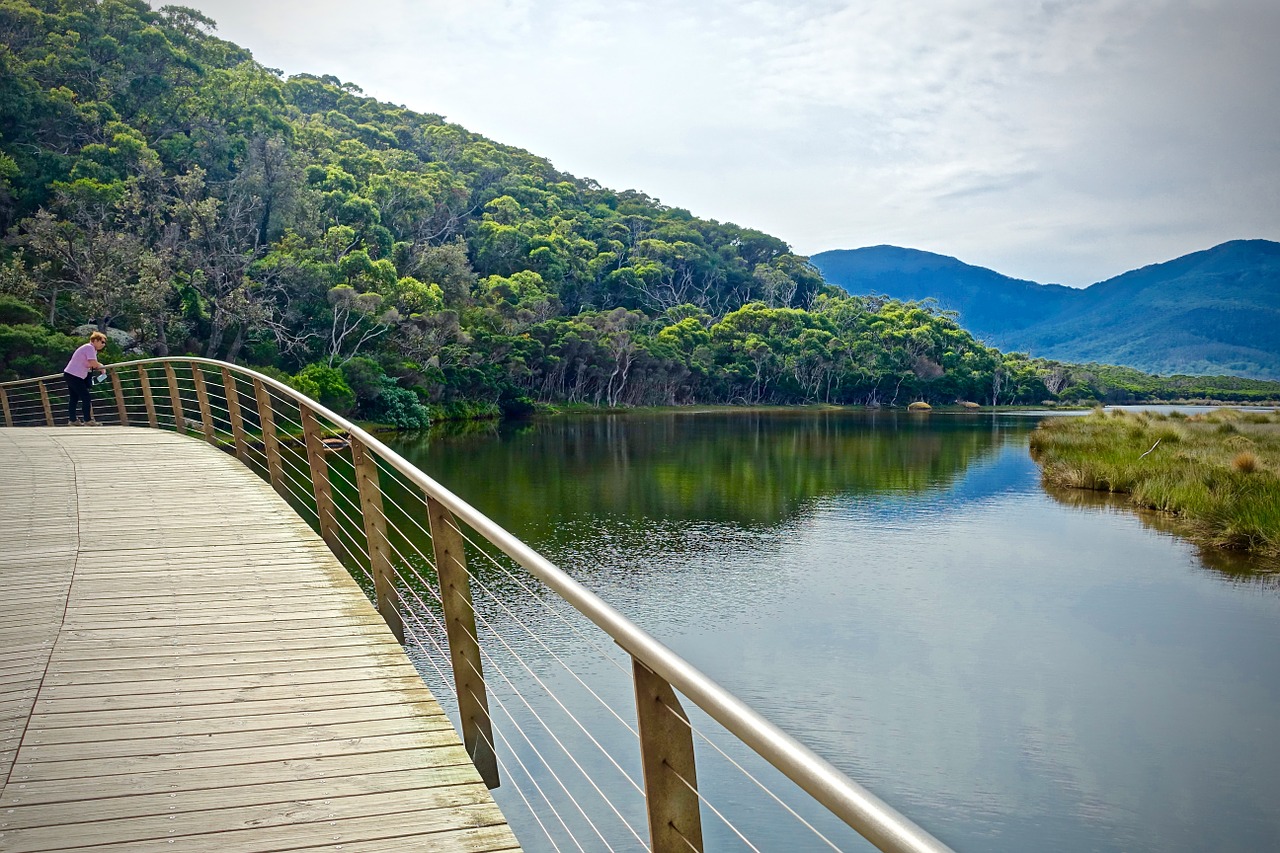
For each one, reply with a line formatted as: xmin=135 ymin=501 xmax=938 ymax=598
xmin=0 ymin=427 xmax=519 ymax=851
xmin=0 ymin=358 xmax=952 ymax=853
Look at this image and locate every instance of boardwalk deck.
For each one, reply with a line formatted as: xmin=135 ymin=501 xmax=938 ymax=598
xmin=0 ymin=428 xmax=521 ymax=853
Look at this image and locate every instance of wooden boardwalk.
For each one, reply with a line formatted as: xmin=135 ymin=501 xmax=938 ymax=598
xmin=0 ymin=428 xmax=520 ymax=853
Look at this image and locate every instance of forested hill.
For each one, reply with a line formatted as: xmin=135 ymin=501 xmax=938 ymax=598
xmin=2 ymin=1 xmax=1277 ymax=419
xmin=812 ymin=241 xmax=1280 ymax=380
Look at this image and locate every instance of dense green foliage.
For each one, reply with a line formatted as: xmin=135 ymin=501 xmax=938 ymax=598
xmin=814 ymin=242 xmax=1280 ymax=380
xmin=1031 ymin=408 xmax=1280 ymax=559
xmin=2 ymin=0 xmax=1277 ymax=418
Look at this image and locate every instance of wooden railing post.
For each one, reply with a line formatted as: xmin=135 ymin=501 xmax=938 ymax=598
xmin=351 ymin=437 xmax=404 ymax=643
xmin=164 ymin=362 xmax=185 ymax=433
xmin=426 ymin=496 xmax=500 ymax=789
xmin=137 ymin=366 xmax=158 ymax=428
xmin=633 ymin=659 xmax=704 ymax=853
xmin=0 ymin=387 xmax=11 ymax=427
xmin=191 ymin=364 xmax=215 ymax=444
xmin=110 ymin=370 xmax=128 ymax=426
xmin=299 ymin=404 xmax=341 ymax=556
xmin=251 ymin=378 xmax=285 ymax=495
xmin=38 ymin=380 xmax=54 ymax=425
xmin=221 ymin=367 xmax=249 ymax=463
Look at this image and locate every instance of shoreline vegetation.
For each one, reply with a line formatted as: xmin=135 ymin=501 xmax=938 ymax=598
xmin=1030 ymin=408 xmax=1280 ymax=562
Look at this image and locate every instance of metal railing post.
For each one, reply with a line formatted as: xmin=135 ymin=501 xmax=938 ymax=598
xmin=137 ymin=366 xmax=158 ymax=428
xmin=634 ymin=658 xmax=705 ymax=853
xmin=38 ymin=380 xmax=54 ymax=425
xmin=299 ymin=404 xmax=341 ymax=556
xmin=0 ymin=386 xmax=11 ymax=427
xmin=351 ymin=436 xmax=404 ymax=643
xmin=191 ymin=364 xmax=215 ymax=444
xmin=426 ymin=496 xmax=500 ymax=789
xmin=251 ymin=378 xmax=285 ymax=495
xmin=110 ymin=370 xmax=128 ymax=426
xmin=221 ymin=367 xmax=249 ymax=463
xmin=164 ymin=362 xmax=185 ymax=432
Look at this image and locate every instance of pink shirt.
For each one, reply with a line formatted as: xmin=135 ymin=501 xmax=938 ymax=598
xmin=64 ymin=343 xmax=98 ymax=379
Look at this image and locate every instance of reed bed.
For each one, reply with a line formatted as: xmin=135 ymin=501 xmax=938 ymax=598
xmin=1030 ymin=408 xmax=1280 ymax=559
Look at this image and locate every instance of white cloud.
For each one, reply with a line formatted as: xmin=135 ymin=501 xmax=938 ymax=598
xmin=189 ymin=0 xmax=1279 ymax=286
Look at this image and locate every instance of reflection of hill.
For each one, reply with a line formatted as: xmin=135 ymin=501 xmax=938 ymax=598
xmin=391 ymin=411 xmax=1022 ymax=539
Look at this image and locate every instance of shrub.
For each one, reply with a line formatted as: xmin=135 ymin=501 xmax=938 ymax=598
xmin=0 ymin=324 xmax=83 ymax=381
xmin=337 ymin=356 xmax=430 ymax=428
xmin=290 ymin=363 xmax=355 ymax=414
xmin=366 ymin=384 xmax=431 ymax=429
xmin=499 ymin=394 xmax=537 ymax=418
xmin=339 ymin=357 xmax=386 ymax=407
xmin=0 ymin=295 xmax=42 ymax=326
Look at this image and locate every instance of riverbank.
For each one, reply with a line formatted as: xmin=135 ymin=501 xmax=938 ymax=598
xmin=1029 ymin=408 xmax=1280 ymax=560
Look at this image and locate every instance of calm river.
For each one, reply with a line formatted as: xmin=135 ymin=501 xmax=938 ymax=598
xmin=383 ymin=410 xmax=1280 ymax=852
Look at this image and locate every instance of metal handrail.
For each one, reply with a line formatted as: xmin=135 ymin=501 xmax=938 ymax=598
xmin=1 ymin=358 xmax=952 ymax=853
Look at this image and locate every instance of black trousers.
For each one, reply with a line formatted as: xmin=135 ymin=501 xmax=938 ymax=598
xmin=64 ymin=372 xmax=92 ymax=422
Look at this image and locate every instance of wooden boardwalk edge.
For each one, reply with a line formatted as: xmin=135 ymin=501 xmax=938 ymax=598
xmin=0 ymin=428 xmax=521 ymax=853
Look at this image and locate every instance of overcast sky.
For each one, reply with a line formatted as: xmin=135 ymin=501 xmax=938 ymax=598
xmin=184 ymin=0 xmax=1279 ymax=287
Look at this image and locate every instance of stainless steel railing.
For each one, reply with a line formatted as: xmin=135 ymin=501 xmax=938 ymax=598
xmin=0 ymin=358 xmax=953 ymax=853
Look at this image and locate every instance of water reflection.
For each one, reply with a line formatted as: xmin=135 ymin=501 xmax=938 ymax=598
xmin=384 ymin=411 xmax=1280 ymax=853
xmin=1043 ymin=485 xmax=1280 ymax=579
xmin=397 ymin=410 xmax=1021 ymax=536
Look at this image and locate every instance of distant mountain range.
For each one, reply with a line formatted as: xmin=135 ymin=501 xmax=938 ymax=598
xmin=811 ymin=240 xmax=1280 ymax=379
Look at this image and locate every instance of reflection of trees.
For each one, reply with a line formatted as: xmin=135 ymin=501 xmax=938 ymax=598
xmin=393 ymin=411 xmax=1016 ymax=540
xmin=1042 ymin=485 xmax=1280 ymax=579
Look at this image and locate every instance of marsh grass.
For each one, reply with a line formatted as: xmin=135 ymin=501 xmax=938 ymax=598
xmin=1030 ymin=409 xmax=1280 ymax=560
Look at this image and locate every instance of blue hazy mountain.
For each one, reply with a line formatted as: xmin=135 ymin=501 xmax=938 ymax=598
xmin=811 ymin=240 xmax=1280 ymax=379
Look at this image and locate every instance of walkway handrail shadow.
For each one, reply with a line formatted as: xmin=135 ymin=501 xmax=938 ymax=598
xmin=1 ymin=359 xmax=952 ymax=853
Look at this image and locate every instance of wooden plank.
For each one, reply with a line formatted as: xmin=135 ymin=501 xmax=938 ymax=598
xmin=44 ymin=649 xmax=408 ymax=681
xmin=51 ymin=624 xmax=394 ymax=651
xmin=191 ymin=362 xmax=216 ymax=443
xmin=221 ymin=366 xmax=250 ymax=463
xmin=1 ymin=784 xmax=497 ymax=850
xmin=2 ymin=764 xmax=487 ymax=829
xmin=24 ymin=700 xmax=447 ymax=746
xmin=27 ymin=685 xmax=445 ymax=729
xmin=430 ymin=495 xmax=499 ymax=788
xmin=31 ymin=673 xmax=431 ymax=713
xmin=37 ymin=379 xmax=54 ymax=424
xmin=110 ymin=367 xmax=129 ymax=424
xmin=7 ymin=748 xmax=477 ymax=806
xmin=19 ymin=716 xmax=456 ymax=766
xmin=56 ymin=612 xmax=384 ymax=637
xmin=300 ymin=402 xmax=342 ymax=555
xmin=164 ymin=361 xmax=186 ymax=432
xmin=137 ymin=365 xmax=158 ymax=427
xmin=9 ymin=803 xmax=513 ymax=853
xmin=37 ymin=663 xmax=426 ymax=699
xmin=252 ymin=377 xmax=286 ymax=495
xmin=353 ymin=436 xmax=404 ymax=642
xmin=46 ymin=633 xmax=400 ymax=663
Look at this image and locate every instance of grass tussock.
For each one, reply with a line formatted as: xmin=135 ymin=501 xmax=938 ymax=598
xmin=1233 ymin=451 xmax=1260 ymax=474
xmin=1031 ymin=408 xmax=1280 ymax=559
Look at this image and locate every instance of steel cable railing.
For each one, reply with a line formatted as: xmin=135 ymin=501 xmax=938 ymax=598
xmin=0 ymin=358 xmax=953 ymax=853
